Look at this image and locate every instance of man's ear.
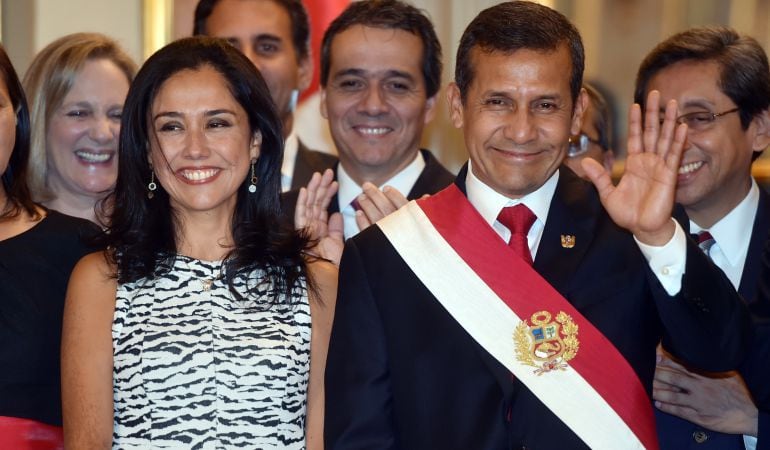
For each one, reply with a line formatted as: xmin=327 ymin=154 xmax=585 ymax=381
xmin=570 ymin=88 xmax=588 ymax=136
xmin=423 ymin=94 xmax=438 ymax=125
xmin=320 ymin=88 xmax=328 ymax=119
xmin=297 ymin=54 xmax=313 ymax=93
xmin=750 ymin=109 xmax=770 ymax=153
xmin=250 ymin=131 xmax=262 ymax=159
xmin=446 ymin=83 xmax=464 ymax=129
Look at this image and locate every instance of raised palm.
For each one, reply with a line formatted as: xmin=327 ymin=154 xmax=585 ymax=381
xmin=583 ymin=90 xmax=688 ymax=245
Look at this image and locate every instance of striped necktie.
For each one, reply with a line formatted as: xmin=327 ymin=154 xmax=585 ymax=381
xmin=692 ymin=231 xmax=716 ymax=258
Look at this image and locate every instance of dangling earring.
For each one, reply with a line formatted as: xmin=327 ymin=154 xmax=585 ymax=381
xmin=148 ymin=170 xmax=157 ymax=199
xmin=248 ymin=159 xmax=257 ymax=193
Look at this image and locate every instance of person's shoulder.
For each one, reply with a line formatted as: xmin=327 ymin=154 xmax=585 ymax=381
xmin=43 ymin=209 xmax=101 ymax=237
xmin=298 ymin=141 xmax=338 ymax=168
xmin=72 ymin=251 xmax=115 ymax=282
xmin=419 ymin=148 xmax=455 ymax=183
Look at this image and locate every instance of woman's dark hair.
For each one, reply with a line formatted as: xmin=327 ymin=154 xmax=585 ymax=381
xmin=0 ymin=44 xmax=35 ymax=220
xmin=104 ymin=36 xmax=309 ymax=303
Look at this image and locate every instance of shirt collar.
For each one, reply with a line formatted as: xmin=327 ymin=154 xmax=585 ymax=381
xmin=337 ymin=151 xmax=425 ymax=209
xmin=280 ymin=131 xmax=299 ymax=192
xmin=690 ymin=179 xmax=759 ymax=267
xmin=465 ymin=159 xmax=558 ymax=228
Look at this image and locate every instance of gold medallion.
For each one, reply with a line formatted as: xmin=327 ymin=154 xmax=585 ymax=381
xmin=514 ymin=310 xmax=579 ymax=375
xmin=560 ymin=234 xmax=576 ymax=248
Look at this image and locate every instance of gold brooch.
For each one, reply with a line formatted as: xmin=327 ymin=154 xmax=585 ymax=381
xmin=514 ymin=310 xmax=579 ymax=375
xmin=560 ymin=235 xmax=576 ymax=248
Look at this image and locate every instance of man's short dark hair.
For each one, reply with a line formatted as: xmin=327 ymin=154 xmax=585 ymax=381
xmin=455 ymin=1 xmax=584 ymax=106
xmin=319 ymin=0 xmax=442 ymax=99
xmin=635 ymin=27 xmax=770 ymax=160
xmin=193 ymin=0 xmax=310 ymax=61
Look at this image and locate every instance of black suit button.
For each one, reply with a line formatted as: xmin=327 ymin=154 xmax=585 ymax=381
xmin=692 ymin=430 xmax=709 ymax=443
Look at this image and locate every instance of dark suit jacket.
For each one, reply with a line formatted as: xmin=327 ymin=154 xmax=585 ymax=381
xmin=749 ymin=230 xmax=770 ymax=449
xmin=290 ymin=139 xmax=338 ymax=191
xmin=657 ymin=185 xmax=770 ymax=450
xmin=281 ymin=148 xmax=454 ymax=219
xmin=325 ymin=166 xmax=749 ymax=450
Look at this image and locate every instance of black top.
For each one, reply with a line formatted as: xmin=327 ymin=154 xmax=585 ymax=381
xmin=0 ymin=210 xmax=99 ymax=426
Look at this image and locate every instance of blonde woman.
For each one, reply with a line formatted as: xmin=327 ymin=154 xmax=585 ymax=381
xmin=0 ymin=42 xmax=97 ymax=449
xmin=23 ymin=32 xmax=135 ymax=224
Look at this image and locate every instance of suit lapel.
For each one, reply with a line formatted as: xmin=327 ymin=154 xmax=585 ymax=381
xmin=407 ymin=149 xmax=455 ymax=200
xmin=533 ymin=168 xmax=599 ymax=298
xmin=291 ymin=142 xmax=313 ymax=191
xmin=739 ymin=185 xmax=770 ymax=301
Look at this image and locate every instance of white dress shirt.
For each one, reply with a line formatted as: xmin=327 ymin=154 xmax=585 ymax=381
xmin=690 ymin=180 xmax=759 ymax=290
xmin=337 ymin=151 xmax=426 ymax=240
xmin=280 ymin=131 xmax=299 ymax=193
xmin=464 ymin=161 xmax=687 ymax=296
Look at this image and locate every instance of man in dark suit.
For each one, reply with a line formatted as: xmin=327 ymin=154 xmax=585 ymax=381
xmin=632 ymin=27 xmax=770 ymax=450
xmin=193 ymin=0 xmax=337 ymax=192
xmin=324 ymin=2 xmax=750 ymax=449
xmin=287 ymin=0 xmax=453 ymax=239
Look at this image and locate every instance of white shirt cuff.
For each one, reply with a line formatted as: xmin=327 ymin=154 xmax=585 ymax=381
xmin=634 ymin=219 xmax=687 ymax=296
xmin=743 ymin=434 xmax=757 ymax=450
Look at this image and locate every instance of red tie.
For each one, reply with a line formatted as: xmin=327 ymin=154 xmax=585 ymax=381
xmin=497 ymin=204 xmax=537 ymax=265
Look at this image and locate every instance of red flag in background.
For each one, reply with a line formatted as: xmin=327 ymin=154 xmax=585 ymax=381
xmin=301 ymin=0 xmax=350 ymax=102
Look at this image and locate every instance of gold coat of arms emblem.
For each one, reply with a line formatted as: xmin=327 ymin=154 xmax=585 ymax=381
xmin=514 ymin=310 xmax=579 ymax=375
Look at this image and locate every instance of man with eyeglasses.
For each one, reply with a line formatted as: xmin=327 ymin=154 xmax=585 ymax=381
xmin=634 ymin=27 xmax=770 ymax=450
xmin=563 ymin=82 xmax=615 ymax=180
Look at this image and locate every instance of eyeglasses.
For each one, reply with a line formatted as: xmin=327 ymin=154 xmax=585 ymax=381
xmin=671 ymin=107 xmax=739 ymax=132
xmin=567 ymin=133 xmax=602 ymax=158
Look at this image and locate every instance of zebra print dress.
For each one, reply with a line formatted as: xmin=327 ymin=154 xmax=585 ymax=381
xmin=112 ymin=256 xmax=311 ymax=449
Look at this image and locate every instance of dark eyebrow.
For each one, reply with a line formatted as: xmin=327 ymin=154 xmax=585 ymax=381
xmin=531 ymin=94 xmax=562 ymax=102
xmin=153 ymin=111 xmax=181 ymax=121
xmin=152 ymin=109 xmax=236 ymax=122
xmin=680 ymin=99 xmax=718 ymax=111
xmin=253 ymin=34 xmax=282 ymax=44
xmin=332 ymin=68 xmax=416 ymax=82
xmin=205 ymin=109 xmax=236 ymax=117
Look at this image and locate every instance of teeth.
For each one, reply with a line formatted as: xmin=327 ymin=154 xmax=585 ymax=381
xmin=678 ymin=161 xmax=704 ymax=175
xmin=75 ymin=151 xmax=112 ymax=163
xmin=358 ymin=127 xmax=390 ymax=135
xmin=181 ymin=169 xmax=218 ymax=181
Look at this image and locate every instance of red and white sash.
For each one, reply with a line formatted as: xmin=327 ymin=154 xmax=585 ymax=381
xmin=377 ymin=185 xmax=658 ymax=450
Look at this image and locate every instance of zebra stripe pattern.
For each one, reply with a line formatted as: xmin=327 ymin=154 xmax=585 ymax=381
xmin=112 ymin=256 xmax=311 ymax=449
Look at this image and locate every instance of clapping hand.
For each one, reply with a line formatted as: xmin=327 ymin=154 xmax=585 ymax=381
xmin=295 ymin=169 xmax=344 ymax=266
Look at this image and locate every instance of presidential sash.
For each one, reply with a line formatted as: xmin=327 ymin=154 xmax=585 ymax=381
xmin=377 ymin=185 xmax=658 ymax=450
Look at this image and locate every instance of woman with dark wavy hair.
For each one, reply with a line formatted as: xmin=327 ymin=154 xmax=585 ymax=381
xmin=0 ymin=43 xmax=97 ymax=449
xmin=61 ymin=37 xmax=336 ymax=449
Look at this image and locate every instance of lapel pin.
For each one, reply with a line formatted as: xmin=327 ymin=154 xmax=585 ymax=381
xmin=560 ymin=234 xmax=575 ymax=249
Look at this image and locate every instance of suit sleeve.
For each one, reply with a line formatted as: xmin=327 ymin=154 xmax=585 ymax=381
xmin=324 ymin=239 xmax=398 ymax=450
xmin=655 ymin=237 xmax=751 ymax=371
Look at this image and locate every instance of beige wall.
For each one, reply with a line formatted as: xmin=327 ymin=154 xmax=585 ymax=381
xmin=1 ymin=0 xmax=142 ymax=77
xmin=2 ymin=0 xmax=769 ymax=173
